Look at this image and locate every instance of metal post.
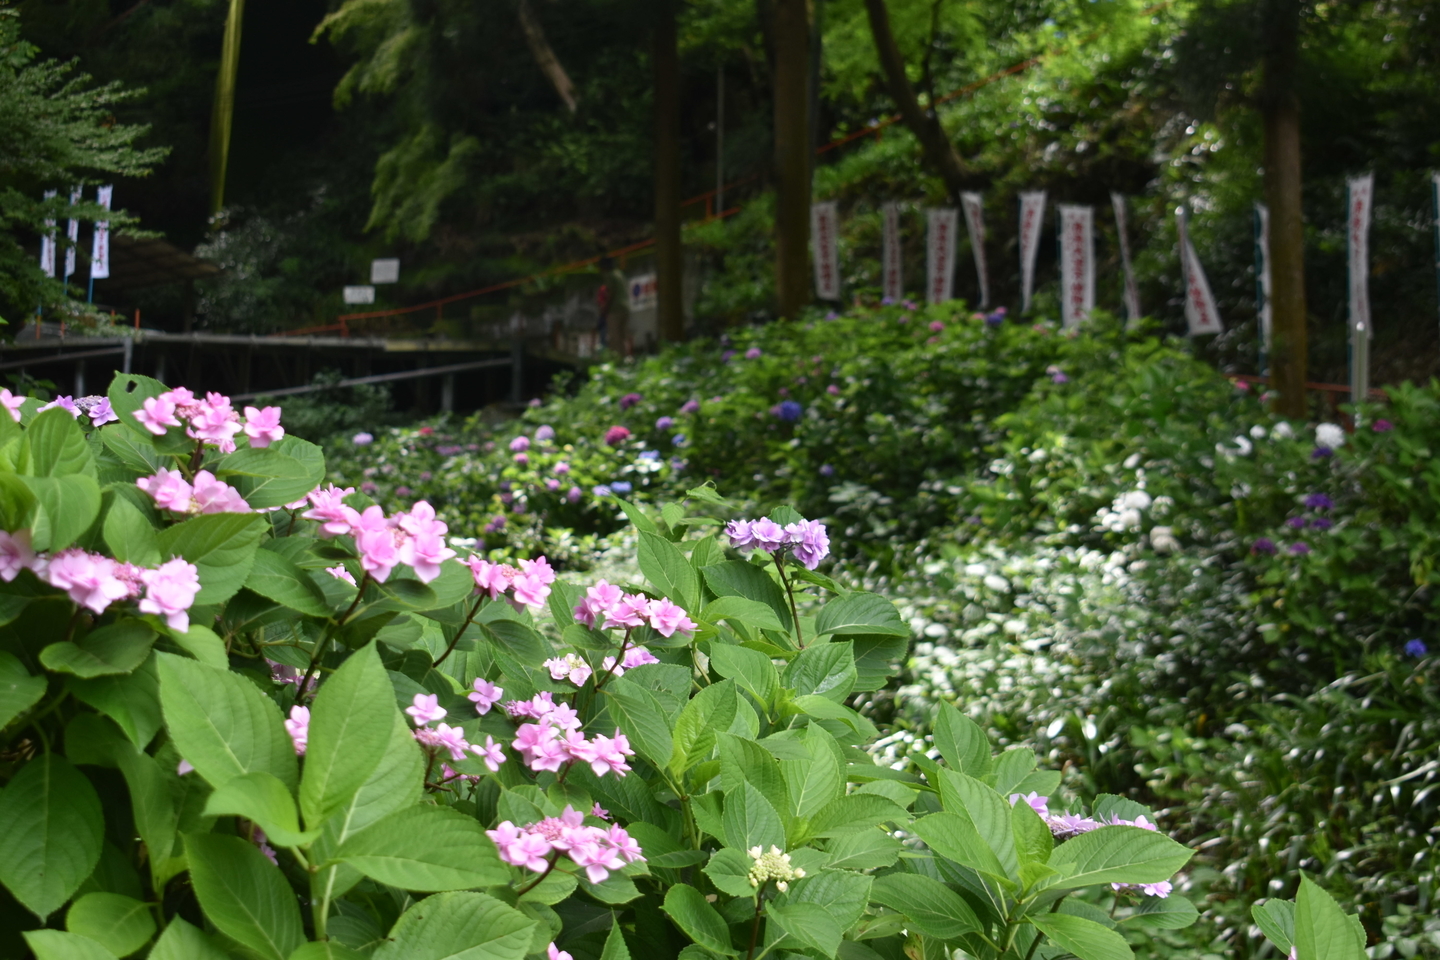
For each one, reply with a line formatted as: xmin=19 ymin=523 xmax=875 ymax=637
xmin=155 ymin=354 xmax=166 ymax=385
xmin=122 ymin=338 xmax=133 ymax=374
xmin=74 ymin=362 xmax=84 ymax=398
xmin=441 ymin=373 xmax=455 ymax=414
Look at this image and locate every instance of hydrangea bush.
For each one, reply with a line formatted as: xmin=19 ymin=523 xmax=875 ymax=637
xmin=0 ymin=372 xmax=1224 ymax=960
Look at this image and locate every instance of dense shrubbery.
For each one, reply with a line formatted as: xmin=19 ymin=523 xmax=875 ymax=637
xmin=321 ymin=300 xmax=1440 ymax=957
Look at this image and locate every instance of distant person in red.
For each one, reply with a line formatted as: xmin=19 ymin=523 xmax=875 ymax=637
xmin=595 ymin=256 xmax=630 ymax=356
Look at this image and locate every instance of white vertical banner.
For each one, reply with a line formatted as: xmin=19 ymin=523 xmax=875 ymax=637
xmin=40 ymin=189 xmax=57 ymax=278
xmin=881 ymin=202 xmax=903 ymax=302
xmin=960 ymin=191 xmax=989 ymax=308
xmin=1176 ymin=207 xmax=1224 ymax=336
xmin=926 ymin=207 xmax=958 ymax=304
xmin=1110 ymin=192 xmax=1142 ymax=326
xmin=810 ymin=201 xmax=841 ymax=301
xmin=1347 ymin=172 xmax=1375 ymax=405
xmin=1057 ymin=204 xmax=1094 ymax=329
xmin=91 ymin=185 xmax=113 ymax=280
xmin=1018 ymin=190 xmax=1047 ymax=313
xmin=1255 ymin=203 xmax=1272 ymax=361
xmin=64 ymin=186 xmax=81 ymax=283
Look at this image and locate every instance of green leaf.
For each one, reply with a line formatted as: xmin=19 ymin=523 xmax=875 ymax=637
xmin=661 ymin=884 xmax=736 ymax=956
xmin=157 ymin=513 xmax=267 ymax=605
xmin=722 ymin=780 xmax=786 ymax=853
xmin=604 ymin=676 xmax=673 ymax=769
xmin=156 ymin=652 xmax=298 ymax=791
xmin=68 ymin=658 xmax=163 ymax=749
xmin=335 ymin=803 xmax=510 ymax=891
xmin=66 ymin=892 xmax=156 ymax=957
xmin=269 ymin=436 xmax=326 ymax=489
xmin=21 ymin=408 xmax=96 ymax=478
xmin=615 ymin=497 xmax=659 ymax=534
xmin=288 ymin=943 xmax=369 ymax=960
xmin=170 ymin=624 xmax=228 ymax=668
xmin=204 ymin=772 xmax=316 ymax=848
xmin=25 ymin=475 xmax=101 ymax=552
xmin=782 ymin=640 xmax=856 ymax=702
xmin=1030 ymin=912 xmax=1134 ymax=960
xmin=1047 ymin=826 xmax=1194 ymax=891
xmin=701 ymin=597 xmax=784 ymax=632
xmin=0 ymin=471 xmax=38 ymax=532
xmin=670 ymin=679 xmax=738 ymax=776
xmin=708 ymin=643 xmax=779 ymax=710
xmin=148 ymin=918 xmax=231 ymax=960
xmin=110 ymin=745 xmax=180 ymax=881
xmin=22 ymin=930 xmax=119 ymax=960
xmin=371 ymin=891 xmax=537 ymax=960
xmin=780 ymin=726 xmax=844 ymax=820
xmin=1252 ymin=899 xmax=1296 ymax=953
xmin=0 ymin=754 xmax=104 ymax=920
xmin=703 ymin=847 xmax=758 ymax=897
xmin=0 ymin=650 xmax=46 ymax=729
xmin=186 ymin=833 xmax=304 ymax=960
xmin=910 ymin=812 xmax=1009 ymax=883
xmin=824 ymin=829 xmax=902 ymax=871
xmin=993 ymin=747 xmax=1039 ymax=797
xmin=246 ymin=549 xmax=332 ymax=617
xmin=106 ymin=374 xmax=167 ymax=430
xmin=933 ymin=704 xmax=992 ymax=778
xmin=937 ymin=772 xmax=1018 ymax=880
xmin=719 ymin=734 xmax=790 ymax=821
xmin=215 ymin=448 xmax=316 ymax=509
xmin=768 ymin=902 xmax=841 ymax=957
xmin=1012 ymin=794 xmax=1054 ymax=867
xmin=600 ymin=921 xmax=633 ymax=960
xmin=639 ymin=531 xmax=699 ymax=611
xmin=869 ymin=873 xmax=982 ymax=940
xmin=813 ymin=592 xmax=908 ymax=637
xmin=41 ymin=622 xmax=156 ymax=678
xmin=702 ymin=561 xmax=792 ymax=634
xmin=301 ymin=642 xmax=394 ymax=829
xmin=1124 ymin=894 xmax=1199 ymax=930
xmin=102 ymin=497 xmax=160 ymax=567
xmin=1295 ymin=875 xmax=1367 ymax=960
xmin=98 ymin=425 xmax=160 ymax=476
xmin=804 ymin=794 xmax=908 ymax=839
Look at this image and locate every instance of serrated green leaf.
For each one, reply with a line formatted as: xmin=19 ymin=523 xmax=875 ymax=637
xmin=204 ymin=771 xmax=316 ymax=848
xmin=933 ymin=703 xmax=992 ymax=778
xmin=0 ymin=754 xmax=104 ymax=920
xmin=670 ymin=679 xmax=738 ymax=776
xmin=335 ymin=803 xmax=510 ymax=891
xmin=813 ymin=592 xmax=908 ymax=637
xmin=25 ymin=474 xmax=101 ymax=552
xmin=66 ymin=892 xmax=156 ymax=957
xmin=722 ymin=780 xmax=786 ymax=853
xmin=769 ymin=902 xmax=841 ymax=956
xmin=1252 ymin=899 xmax=1295 ymax=953
xmin=638 ymin=531 xmax=699 ymax=611
xmin=702 ymin=561 xmax=792 ymax=634
xmin=185 ymin=833 xmax=304 ymax=960
xmin=1047 ymin=826 xmax=1194 ymax=891
xmin=372 ymin=891 xmax=537 ymax=960
xmin=1031 ymin=912 xmax=1134 ymax=960
xmin=662 ymin=884 xmax=735 ymax=956
xmin=604 ymin=676 xmax=673 ymax=769
xmin=102 ymin=496 xmax=160 ymax=567
xmin=301 ymin=643 xmax=394 ymax=829
xmin=157 ymin=513 xmax=266 ymax=605
xmin=40 ymin=621 xmax=156 ymax=678
xmin=0 ymin=650 xmax=46 ymax=730
xmin=22 ymin=930 xmax=119 ymax=960
xmin=870 ymin=873 xmax=982 ymax=940
xmin=1125 ymin=894 xmax=1199 ymax=930
xmin=148 ymin=918 xmax=231 ymax=960
xmin=246 ymin=548 xmax=332 ymax=617
xmin=1295 ymin=876 xmax=1367 ymax=960
xmin=21 ymin=408 xmax=96 ymax=478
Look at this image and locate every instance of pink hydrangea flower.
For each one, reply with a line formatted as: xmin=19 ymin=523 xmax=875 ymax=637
xmin=745 ymin=347 xmax=762 ymax=359
xmin=554 ymin=461 xmax=570 ymax=475
xmin=603 ymin=426 xmax=631 ymax=446
xmin=405 ymin=693 xmax=447 ymax=726
xmin=138 ymin=558 xmax=201 ymax=632
xmin=191 ymin=471 xmax=250 ymax=514
xmin=603 ymin=646 xmax=660 ymax=677
xmin=186 ymin=393 xmax=243 ymax=451
xmin=134 ymin=395 xmax=181 ymax=436
xmin=784 ymin=519 xmax=831 ymax=570
xmin=242 ymin=406 xmax=284 ymax=448
xmin=488 ymin=821 xmax=552 ymax=872
xmin=87 ymin=398 xmax=118 ymax=426
xmin=0 ymin=389 xmax=24 ymax=423
xmin=38 ymin=396 xmax=80 ymax=418
xmin=46 ymin=550 xmax=130 ymax=614
xmin=545 ymin=653 xmax=593 ymax=687
xmin=303 ymin=484 xmax=357 ymax=537
xmin=1008 ymin=792 xmax=1050 ymax=818
xmin=326 ymin=565 xmax=356 ymax=586
xmin=604 ymin=593 xmax=652 ymax=630
xmin=352 ymin=506 xmax=399 ymax=581
xmin=424 ymin=723 xmax=471 ymax=762
xmin=510 ymin=436 xmax=530 ymax=452
xmin=548 ymin=944 xmax=573 ymax=960
xmin=569 ymin=730 xmax=634 ymax=777
xmin=0 ymin=530 xmax=38 ymax=582
xmin=285 ymin=706 xmax=310 ymax=755
xmin=137 ymin=468 xmax=194 ymax=512
xmin=573 ymin=580 xmax=623 ymax=629
xmin=470 ymin=735 xmax=506 ymax=772
xmin=592 ymin=803 xmax=610 ymax=819
xmin=469 ymin=678 xmax=503 ymax=714
xmin=648 ymin=599 xmax=697 ymax=638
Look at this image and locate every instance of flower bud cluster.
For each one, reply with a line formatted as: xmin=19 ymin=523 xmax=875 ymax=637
xmin=725 ymin=517 xmax=831 ymax=570
xmin=747 ymin=845 xmax=806 ymax=892
xmin=572 ymin=580 xmax=697 ymax=637
xmin=0 ymin=531 xmax=201 ymax=630
xmin=488 ymin=806 xmax=644 ymax=884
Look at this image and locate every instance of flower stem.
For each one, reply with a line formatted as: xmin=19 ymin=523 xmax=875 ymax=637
xmin=433 ymin=594 xmax=485 ymax=668
xmin=296 ymin=572 xmax=370 ymax=703
xmin=745 ymin=892 xmax=765 ymax=960
xmin=515 ymin=852 xmax=562 ymax=895
xmin=772 ymin=554 xmax=803 ymax=648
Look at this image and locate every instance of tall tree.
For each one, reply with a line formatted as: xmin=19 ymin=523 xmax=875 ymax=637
xmin=772 ymin=0 xmax=811 ymax=319
xmin=208 ymin=0 xmax=244 ymax=215
xmin=654 ymin=0 xmax=684 ymax=343
xmin=862 ymin=0 xmax=967 ymax=203
xmin=1260 ymin=0 xmax=1305 ymax=417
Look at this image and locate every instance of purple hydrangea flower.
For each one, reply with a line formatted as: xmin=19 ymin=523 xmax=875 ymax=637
xmin=819 ymin=464 xmax=835 ymax=476
xmin=1405 ymin=639 xmax=1427 ymax=657
xmin=1304 ymin=493 xmax=1334 ymax=510
xmin=604 ymin=426 xmax=631 ymax=446
xmin=1251 ymin=538 xmax=1277 ymax=555
xmin=722 ymin=350 xmax=736 ymax=362
xmin=1312 ymin=446 xmax=1334 ymax=459
xmin=745 ymin=347 xmax=762 ymax=360
xmin=655 ymin=416 xmax=674 ymax=431
xmin=1288 ymin=542 xmax=1311 ymax=555
xmin=1286 ymin=516 xmax=1308 ymax=529
xmin=773 ymin=400 xmax=803 ymax=422
xmin=567 ymin=486 xmax=582 ymax=503
xmin=1373 ymin=419 xmax=1394 ymax=432
xmin=610 ymin=481 xmax=633 ymax=494
xmin=1311 ymin=517 xmax=1333 ymax=530
xmin=785 ymin=519 xmax=831 ymax=569
xmin=748 ymin=518 xmax=788 ymax=551
xmin=680 ymin=399 xmax=700 ymax=414
xmin=536 ymin=425 xmax=556 ymax=441
xmin=619 ymin=393 xmax=642 ymax=411
xmin=672 ymin=434 xmax=686 ymax=445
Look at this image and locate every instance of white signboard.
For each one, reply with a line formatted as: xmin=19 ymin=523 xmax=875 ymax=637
xmin=1111 ymin=192 xmax=1141 ymax=326
xmin=960 ymin=192 xmax=989 ymax=308
xmin=810 ymin=201 xmax=841 ymax=301
xmin=343 ymin=285 xmax=376 ymax=305
xmin=1018 ymin=191 xmax=1046 ymax=313
xmin=371 ymin=258 xmax=400 ymax=284
xmin=926 ymin=208 xmax=958 ymax=305
xmin=1176 ymin=207 xmax=1223 ymax=336
xmin=628 ymin=273 xmax=657 ymax=312
xmin=1347 ymin=173 xmax=1375 ymax=404
xmin=881 ymin=202 xmax=903 ymax=302
xmin=1255 ymin=202 xmax=1272 ymax=357
xmin=40 ymin=189 xmax=56 ymax=278
xmin=1057 ymin=204 xmax=1094 ymax=329
xmin=91 ymin=185 xmax=113 ymax=280
xmin=64 ymin=186 xmax=80 ymax=282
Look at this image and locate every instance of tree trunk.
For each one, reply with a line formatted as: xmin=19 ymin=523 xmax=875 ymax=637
xmin=773 ymin=0 xmax=811 ymax=320
xmin=862 ymin=0 xmax=967 ymax=203
xmin=1262 ymin=0 xmax=1306 ymax=418
xmin=517 ymin=0 xmax=578 ymax=113
xmin=654 ymin=0 xmax=684 ymax=343
xmin=208 ymin=0 xmax=245 ymax=215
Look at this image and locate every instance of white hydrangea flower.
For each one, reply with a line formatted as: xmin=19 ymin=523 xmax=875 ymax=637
xmin=747 ymin=845 xmax=805 ymax=891
xmin=1316 ymin=422 xmax=1345 ymax=448
xmin=1272 ymin=421 xmax=1295 ymax=439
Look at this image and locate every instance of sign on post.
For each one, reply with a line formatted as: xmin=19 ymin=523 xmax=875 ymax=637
xmin=371 ymin=259 xmax=400 ymax=284
xmin=881 ymin=202 xmax=903 ymax=302
xmin=926 ymin=208 xmax=958 ymax=305
xmin=343 ymin=286 xmax=376 ymax=305
xmin=1057 ymin=204 xmax=1094 ymax=329
xmin=628 ymin=274 xmax=657 ymax=312
xmin=1018 ymin=191 xmax=1046 ymax=313
xmin=811 ymin=201 xmax=841 ymax=301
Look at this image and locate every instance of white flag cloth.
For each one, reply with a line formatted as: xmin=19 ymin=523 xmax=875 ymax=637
xmin=64 ymin=186 xmax=81 ymax=282
xmin=881 ymin=202 xmax=903 ymax=302
xmin=1018 ymin=191 xmax=1046 ymax=313
xmin=1110 ymin=192 xmax=1142 ymax=326
xmin=1176 ymin=207 xmax=1223 ymax=336
xmin=810 ymin=201 xmax=841 ymax=301
xmin=40 ymin=189 xmax=56 ymax=278
xmin=91 ymin=185 xmax=113 ymax=280
xmin=960 ymin=192 xmax=989 ymax=308
xmin=1255 ymin=203 xmax=1272 ymax=359
xmin=1057 ymin=204 xmax=1094 ymax=329
xmin=1347 ymin=173 xmax=1375 ymax=405
xmin=926 ymin=208 xmax=958 ymax=304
